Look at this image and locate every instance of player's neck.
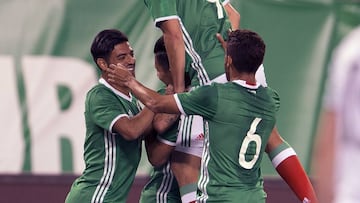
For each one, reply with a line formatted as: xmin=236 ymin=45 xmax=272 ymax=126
xmin=230 ymin=73 xmax=256 ymax=84
xmin=102 ymin=75 xmax=131 ymax=97
xmin=116 ymin=86 xmax=131 ymax=97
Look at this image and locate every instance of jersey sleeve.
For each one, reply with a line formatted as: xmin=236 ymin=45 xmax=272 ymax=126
xmin=87 ymin=88 xmax=129 ymax=132
xmin=271 ymin=89 xmax=281 ymax=112
xmin=157 ymin=121 xmax=179 ymax=146
xmin=144 ymin=0 xmax=179 ymax=26
xmin=221 ymin=0 xmax=230 ymax=5
xmin=175 ymin=84 xmax=218 ymax=119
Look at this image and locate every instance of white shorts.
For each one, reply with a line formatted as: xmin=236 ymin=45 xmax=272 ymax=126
xmin=175 ymin=114 xmax=204 ymax=158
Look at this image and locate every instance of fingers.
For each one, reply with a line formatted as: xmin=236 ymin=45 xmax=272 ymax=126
xmin=216 ymin=33 xmax=227 ymax=52
xmin=106 ymin=63 xmax=133 ymax=85
xmin=107 ymin=63 xmax=127 ymax=75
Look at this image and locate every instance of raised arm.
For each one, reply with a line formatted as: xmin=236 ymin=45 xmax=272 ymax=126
xmin=223 ymin=2 xmax=240 ymax=30
xmin=158 ymin=19 xmax=185 ymax=93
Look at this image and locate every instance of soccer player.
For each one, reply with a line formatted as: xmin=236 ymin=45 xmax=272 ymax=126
xmin=143 ymin=1 xmax=245 ymax=201
xmin=106 ymin=29 xmax=318 ymax=203
xmin=139 ymin=36 xmax=182 ymax=203
xmin=314 ymin=26 xmax=360 ymax=203
xmin=65 ymin=29 xmax=154 ymax=203
xmin=140 ymin=36 xmax=203 ymax=203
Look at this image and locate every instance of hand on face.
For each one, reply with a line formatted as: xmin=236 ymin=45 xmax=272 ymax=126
xmin=106 ymin=63 xmax=134 ymax=87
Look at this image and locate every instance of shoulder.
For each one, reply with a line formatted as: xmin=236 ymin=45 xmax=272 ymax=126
xmin=264 ymin=86 xmax=280 ymax=99
xmin=87 ymin=83 xmax=108 ymax=95
xmin=86 ymin=84 xmax=116 ymax=104
xmin=191 ymin=83 xmax=219 ymax=95
xmin=261 ymin=86 xmax=280 ymax=110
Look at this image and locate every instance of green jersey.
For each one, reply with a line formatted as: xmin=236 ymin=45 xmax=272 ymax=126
xmin=144 ymin=0 xmax=232 ymax=86
xmin=175 ymin=80 xmax=280 ymax=203
xmin=65 ymin=79 xmax=142 ymax=203
xmin=140 ymin=162 xmax=181 ymax=203
xmin=140 ymin=87 xmax=181 ymax=203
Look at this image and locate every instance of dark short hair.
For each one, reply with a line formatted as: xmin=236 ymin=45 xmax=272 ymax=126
xmin=90 ymin=29 xmax=128 ymax=65
xmin=153 ymin=36 xmax=191 ymax=87
xmin=227 ymin=29 xmax=265 ymax=74
xmin=153 ymin=36 xmax=170 ymax=71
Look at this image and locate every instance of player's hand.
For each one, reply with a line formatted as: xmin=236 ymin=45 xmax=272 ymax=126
xmin=216 ymin=33 xmax=227 ymax=53
xmin=106 ymin=63 xmax=134 ymax=87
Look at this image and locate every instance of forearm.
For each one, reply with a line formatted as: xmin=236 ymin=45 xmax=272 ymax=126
xmin=223 ymin=3 xmax=240 ymax=30
xmin=112 ymin=107 xmax=154 ymax=140
xmin=312 ymin=110 xmax=335 ymax=203
xmin=106 ymin=65 xmax=180 ymax=114
xmin=160 ymin=20 xmax=185 ymax=93
xmin=126 ymin=78 xmax=163 ymax=112
xmin=128 ymin=108 xmax=155 ymax=138
xmin=267 ymin=128 xmax=318 ymax=203
xmin=126 ymin=78 xmax=180 ymax=114
xmin=153 ymin=113 xmax=180 ymax=134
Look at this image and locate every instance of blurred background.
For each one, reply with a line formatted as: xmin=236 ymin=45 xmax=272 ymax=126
xmin=1 ymin=0 xmax=359 ymax=202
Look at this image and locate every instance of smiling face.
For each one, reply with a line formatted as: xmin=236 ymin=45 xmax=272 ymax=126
xmin=108 ymin=42 xmax=136 ymax=77
xmin=96 ymin=41 xmax=136 ymax=78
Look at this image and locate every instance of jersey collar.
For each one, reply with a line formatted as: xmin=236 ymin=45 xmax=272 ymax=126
xmin=99 ymin=78 xmax=133 ymax=102
xmin=232 ymin=80 xmax=260 ymax=89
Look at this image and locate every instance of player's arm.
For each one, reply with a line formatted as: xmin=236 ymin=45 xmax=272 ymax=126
xmin=153 ymin=85 xmax=180 ymax=134
xmin=145 ymin=131 xmax=175 ymax=167
xmin=223 ymin=2 xmax=240 ymax=30
xmin=153 ymin=113 xmax=180 ymax=135
xmin=216 ymin=2 xmax=240 ymax=50
xmin=146 ymin=97 xmax=179 ymax=166
xmin=158 ymin=19 xmax=185 ymax=93
xmin=107 ymin=64 xmax=181 ymax=115
xmin=128 ymin=78 xmax=180 ymax=114
xmin=312 ymin=109 xmax=335 ymax=203
xmin=266 ymin=127 xmax=318 ymax=203
xmin=112 ymin=107 xmax=154 ymax=141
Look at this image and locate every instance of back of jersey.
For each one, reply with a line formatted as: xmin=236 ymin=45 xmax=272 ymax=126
xmin=197 ymin=82 xmax=280 ymax=203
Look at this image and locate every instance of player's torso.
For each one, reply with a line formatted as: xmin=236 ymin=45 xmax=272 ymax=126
xmin=145 ymin=0 xmax=230 ymax=85
xmin=198 ymin=83 xmax=278 ymax=202
xmin=71 ymin=85 xmax=142 ymax=202
xmin=177 ymin=0 xmax=230 ymax=85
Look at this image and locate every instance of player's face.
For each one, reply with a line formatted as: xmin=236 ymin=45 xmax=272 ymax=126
xmin=155 ymin=57 xmax=172 ymax=85
xmin=108 ymin=42 xmax=136 ymax=77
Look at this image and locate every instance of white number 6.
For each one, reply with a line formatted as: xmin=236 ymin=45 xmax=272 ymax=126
xmin=238 ymin=118 xmax=262 ymax=169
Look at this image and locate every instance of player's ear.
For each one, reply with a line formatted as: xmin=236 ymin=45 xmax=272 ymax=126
xmin=225 ymin=55 xmax=232 ymax=67
xmin=97 ymin=58 xmax=108 ymax=71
